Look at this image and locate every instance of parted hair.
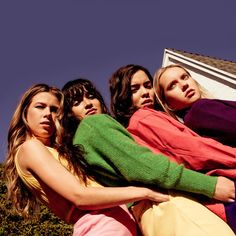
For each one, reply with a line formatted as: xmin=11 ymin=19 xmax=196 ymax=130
xmin=153 ymin=64 xmax=210 ymax=119
xmin=4 ymin=84 xmax=88 ymax=218
xmin=109 ymin=64 xmax=154 ymax=127
xmin=62 ymin=78 xmax=109 ymax=143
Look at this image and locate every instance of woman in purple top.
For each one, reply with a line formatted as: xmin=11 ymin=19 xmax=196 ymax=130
xmin=154 ymin=64 xmax=236 ymax=147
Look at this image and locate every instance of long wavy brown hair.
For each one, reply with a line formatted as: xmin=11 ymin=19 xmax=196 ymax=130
xmin=4 ymin=84 xmax=88 ymax=218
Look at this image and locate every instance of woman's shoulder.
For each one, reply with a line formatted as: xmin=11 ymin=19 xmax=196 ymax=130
xmin=21 ymin=138 xmax=43 ymax=147
xmin=194 ymin=98 xmax=227 ymax=106
xmin=82 ymin=113 xmax=112 ymax=121
xmin=132 ymin=108 xmax=171 ymax=121
xmin=19 ymin=139 xmax=46 ymax=155
xmin=16 ymin=139 xmax=41 ymax=172
xmin=80 ymin=114 xmax=122 ymax=128
xmin=18 ymin=139 xmax=49 ymax=164
xmin=191 ymin=98 xmax=227 ymax=112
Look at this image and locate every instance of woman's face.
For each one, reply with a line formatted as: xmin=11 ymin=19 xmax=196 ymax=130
xmin=26 ymin=92 xmax=60 ymax=144
xmin=131 ymin=70 xmax=155 ymax=109
xmin=71 ymin=93 xmax=102 ymax=121
xmin=159 ymin=67 xmax=201 ymax=111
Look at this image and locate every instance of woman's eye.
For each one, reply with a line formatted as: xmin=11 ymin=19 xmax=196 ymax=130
xmin=183 ymin=74 xmax=189 ymax=80
xmin=144 ymin=82 xmax=152 ymax=89
xmin=73 ymin=101 xmax=80 ymax=106
xmin=88 ymin=94 xmax=95 ymax=99
xmin=36 ymin=105 xmax=44 ymax=109
xmin=168 ymin=83 xmax=176 ymax=90
xmin=145 ymin=84 xmax=152 ymax=89
xmin=131 ymin=86 xmax=139 ymax=93
xmin=51 ymin=107 xmax=58 ymax=113
xmin=131 ymin=88 xmax=138 ymax=94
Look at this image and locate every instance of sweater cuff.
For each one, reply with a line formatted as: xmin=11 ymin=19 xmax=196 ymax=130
xmin=176 ymin=169 xmax=217 ymax=198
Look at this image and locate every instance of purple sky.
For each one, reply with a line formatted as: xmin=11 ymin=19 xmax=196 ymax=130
xmin=1 ymin=0 xmax=236 ymax=162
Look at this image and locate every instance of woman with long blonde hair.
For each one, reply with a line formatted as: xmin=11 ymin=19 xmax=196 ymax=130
xmin=4 ymin=83 xmax=170 ymax=235
xmin=154 ymin=64 xmax=236 ymax=147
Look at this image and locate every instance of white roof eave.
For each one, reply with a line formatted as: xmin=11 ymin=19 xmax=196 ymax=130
xmin=163 ymin=49 xmax=236 ymax=84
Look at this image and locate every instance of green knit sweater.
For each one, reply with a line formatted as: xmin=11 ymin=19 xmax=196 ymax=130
xmin=73 ymin=114 xmax=217 ymax=198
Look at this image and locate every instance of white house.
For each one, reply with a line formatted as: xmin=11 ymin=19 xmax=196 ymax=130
xmin=162 ymin=48 xmax=236 ymax=101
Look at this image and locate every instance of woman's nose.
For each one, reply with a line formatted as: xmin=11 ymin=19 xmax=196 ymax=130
xmin=84 ymin=98 xmax=93 ymax=108
xmin=44 ymin=107 xmax=52 ymax=117
xmin=180 ymin=81 xmax=189 ymax=91
xmin=141 ymin=87 xmax=150 ymax=97
xmin=84 ymin=97 xmax=91 ymax=104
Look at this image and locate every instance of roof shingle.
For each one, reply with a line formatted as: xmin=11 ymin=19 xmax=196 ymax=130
xmin=167 ymin=48 xmax=236 ymax=75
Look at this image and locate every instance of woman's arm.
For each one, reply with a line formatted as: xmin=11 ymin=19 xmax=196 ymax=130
xmin=128 ymin=108 xmax=236 ymax=178
xmin=17 ymin=139 xmax=169 ymax=210
xmin=74 ymin=114 xmax=235 ymax=201
xmin=184 ymin=99 xmax=236 ymax=146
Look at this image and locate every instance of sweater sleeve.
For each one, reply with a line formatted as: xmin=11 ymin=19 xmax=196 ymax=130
xmin=127 ymin=108 xmax=236 ymax=179
xmin=73 ymin=114 xmax=217 ymax=198
xmin=184 ymin=99 xmax=236 ymax=147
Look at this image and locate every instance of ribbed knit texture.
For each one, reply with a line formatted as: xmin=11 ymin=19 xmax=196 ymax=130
xmin=73 ymin=114 xmax=216 ymax=198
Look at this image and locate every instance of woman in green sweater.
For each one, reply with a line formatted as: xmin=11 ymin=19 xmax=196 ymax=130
xmin=62 ymin=78 xmax=235 ymax=236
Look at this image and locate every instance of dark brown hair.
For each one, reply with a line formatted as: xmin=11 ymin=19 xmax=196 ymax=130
xmin=62 ymin=78 xmax=109 ymax=141
xmin=109 ymin=64 xmax=154 ymax=127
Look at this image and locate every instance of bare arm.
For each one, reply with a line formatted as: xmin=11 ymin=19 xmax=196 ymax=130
xmin=18 ymin=139 xmax=169 ymax=210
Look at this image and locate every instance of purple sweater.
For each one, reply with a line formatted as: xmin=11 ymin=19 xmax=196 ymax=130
xmin=182 ymin=99 xmax=236 ymax=147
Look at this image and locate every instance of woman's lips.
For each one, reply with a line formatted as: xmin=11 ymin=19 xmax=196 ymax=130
xmin=185 ymin=89 xmax=195 ymax=98
xmin=86 ymin=108 xmax=97 ymax=115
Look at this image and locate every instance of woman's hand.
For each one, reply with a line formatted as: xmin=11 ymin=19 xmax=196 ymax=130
xmin=213 ymin=176 xmax=235 ymax=202
xmin=143 ymin=187 xmax=169 ymax=202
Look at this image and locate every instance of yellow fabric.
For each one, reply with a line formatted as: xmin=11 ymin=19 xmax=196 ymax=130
xmin=15 ymin=146 xmax=100 ymax=202
xmin=132 ymin=191 xmax=234 ymax=236
xmin=15 ymin=148 xmax=50 ymax=204
xmin=15 ymin=145 xmax=101 ymax=222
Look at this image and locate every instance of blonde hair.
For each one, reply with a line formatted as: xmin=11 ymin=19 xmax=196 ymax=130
xmin=4 ymin=84 xmax=65 ymax=218
xmin=153 ymin=64 xmax=211 ymax=120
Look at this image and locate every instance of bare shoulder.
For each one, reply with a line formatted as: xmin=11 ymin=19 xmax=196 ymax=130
xmin=18 ymin=139 xmax=47 ymax=167
xmin=20 ymin=139 xmax=44 ymax=153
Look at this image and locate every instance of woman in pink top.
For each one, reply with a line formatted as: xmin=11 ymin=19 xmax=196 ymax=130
xmin=4 ymin=83 xmax=170 ymax=236
xmin=109 ymin=64 xmax=236 ymax=233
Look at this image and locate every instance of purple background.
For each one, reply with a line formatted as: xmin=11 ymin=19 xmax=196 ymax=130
xmin=1 ymin=0 xmax=236 ymax=162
